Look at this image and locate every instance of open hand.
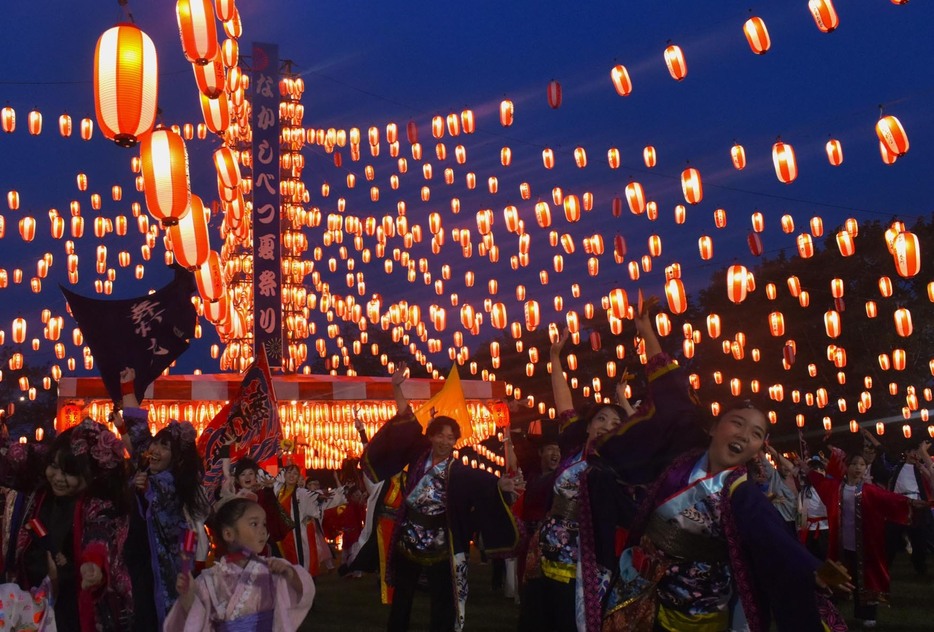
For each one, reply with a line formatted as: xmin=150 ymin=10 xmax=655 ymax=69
xmin=80 ymin=562 xmax=103 ymax=590
xmin=550 ymin=327 xmax=570 ymax=358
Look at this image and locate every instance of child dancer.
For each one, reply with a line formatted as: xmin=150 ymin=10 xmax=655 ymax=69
xmin=165 ymin=493 xmax=315 ymax=631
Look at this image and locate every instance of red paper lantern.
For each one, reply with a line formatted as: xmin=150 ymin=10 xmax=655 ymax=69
xmin=193 ymin=52 xmax=225 ymax=98
xmin=94 ymin=23 xmax=158 ymax=147
xmin=499 ymin=100 xmax=514 ymax=126
xmin=140 ymin=127 xmax=192 ymax=227
xmin=747 ymin=232 xmax=763 ymax=256
xmin=176 ymin=0 xmax=219 ymax=65
xmin=698 ymin=235 xmax=714 ymax=260
xmin=643 ymin=146 xmax=657 ymax=168
xmin=167 ymin=195 xmax=210 ymax=270
xmin=664 ymin=44 xmax=687 ymax=80
xmin=680 ymin=167 xmax=702 ymax=204
xmin=808 ymin=0 xmax=839 ymax=33
xmin=876 ymin=115 xmax=909 ymax=157
xmin=824 ymin=310 xmax=841 ymax=338
xmin=731 ymin=143 xmax=746 ymax=170
xmin=743 ymin=17 xmax=771 ymax=54
xmin=547 ymin=80 xmax=562 ymax=109
xmin=665 ymin=278 xmax=687 ymax=314
xmin=892 ymin=231 xmax=921 ymax=277
xmin=727 ymin=265 xmax=749 ymax=304
xmin=625 ymin=181 xmax=646 ymax=214
xmin=772 ymin=141 xmax=797 ymax=183
xmin=610 ymin=64 xmax=632 ymax=96
xmin=825 ymin=139 xmax=843 ymax=166
xmin=894 ymin=308 xmax=913 ymax=337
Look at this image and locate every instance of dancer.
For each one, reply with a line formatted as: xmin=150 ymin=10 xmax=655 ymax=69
xmin=118 ymin=367 xmax=210 ymax=631
xmin=0 ymin=418 xmax=133 ymax=630
xmin=362 ymin=362 xmax=520 ymax=631
xmin=275 ymin=464 xmax=345 ymax=576
xmin=166 ymin=493 xmax=315 ymax=630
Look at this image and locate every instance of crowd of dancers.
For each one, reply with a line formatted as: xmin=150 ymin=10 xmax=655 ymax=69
xmin=0 ymin=296 xmax=931 ymax=631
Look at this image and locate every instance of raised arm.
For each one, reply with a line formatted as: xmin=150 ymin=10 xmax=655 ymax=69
xmin=549 ymin=328 xmax=574 ymax=414
xmin=392 ymin=362 xmax=409 ymax=412
xmin=615 ymin=371 xmax=636 ymax=417
xmin=633 ymin=294 xmax=662 ymax=360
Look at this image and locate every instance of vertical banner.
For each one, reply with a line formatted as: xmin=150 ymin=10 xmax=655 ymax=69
xmin=251 ymin=42 xmax=283 ymax=366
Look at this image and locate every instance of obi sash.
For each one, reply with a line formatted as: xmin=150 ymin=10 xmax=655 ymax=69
xmin=214 ymin=610 xmax=274 ymax=632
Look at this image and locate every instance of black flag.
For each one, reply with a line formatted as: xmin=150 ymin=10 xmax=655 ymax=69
xmin=61 ymin=269 xmax=198 ymax=403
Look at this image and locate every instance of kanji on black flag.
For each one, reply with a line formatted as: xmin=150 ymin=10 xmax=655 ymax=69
xmin=198 ymin=347 xmax=282 ymax=494
xmin=60 ymin=268 xmax=197 ymax=403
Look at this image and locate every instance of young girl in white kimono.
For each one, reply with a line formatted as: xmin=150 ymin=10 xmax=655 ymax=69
xmin=165 ymin=493 xmax=315 ymax=631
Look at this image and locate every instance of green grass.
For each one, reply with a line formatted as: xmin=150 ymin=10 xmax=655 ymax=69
xmin=300 ymin=554 xmax=931 ymax=631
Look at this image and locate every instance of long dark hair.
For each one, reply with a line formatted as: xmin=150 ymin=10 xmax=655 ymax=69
xmin=152 ymin=425 xmax=209 ymax=519
xmin=46 ymin=424 xmax=129 ymax=514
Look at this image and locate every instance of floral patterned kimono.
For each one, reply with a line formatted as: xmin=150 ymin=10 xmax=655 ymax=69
xmin=606 ymin=451 xmax=843 ymax=632
xmin=0 ymin=577 xmax=56 ymax=631
xmin=163 ymin=555 xmax=315 ymax=631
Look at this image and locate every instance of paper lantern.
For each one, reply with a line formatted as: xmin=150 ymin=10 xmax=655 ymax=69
xmin=542 ymin=148 xmax=555 ymax=170
xmin=876 ymin=115 xmax=909 ymax=157
xmin=574 ymin=147 xmax=587 ymax=168
xmin=706 ymin=314 xmax=721 ymax=338
xmin=168 ymin=195 xmax=210 ymax=270
xmin=894 ymin=308 xmax=913 ymax=337
xmin=193 ymin=52 xmax=225 ymax=98
xmin=1 ymin=106 xmax=14 ymax=133
xmin=809 ymin=0 xmax=839 ymax=32
xmin=727 ymin=265 xmax=748 ymax=303
xmin=797 ymin=234 xmax=814 ymax=259
xmin=664 ymin=279 xmax=687 ymax=314
xmin=743 ymin=17 xmax=771 ymax=54
xmin=94 ymin=23 xmax=158 ymax=147
xmin=140 ymin=127 xmax=191 ymax=227
xmin=747 ymin=232 xmax=763 ymax=256
xmin=213 ymin=146 xmax=240 ymax=189
xmin=499 ymin=100 xmax=514 ymax=126
xmin=879 ymin=276 xmax=893 ymax=297
xmin=825 ymin=139 xmax=843 ymax=166
xmin=698 ymin=235 xmax=714 ymax=260
xmin=610 ymin=64 xmax=632 ymax=96
xmin=893 ymin=348 xmax=907 ymax=371
xmin=547 ymin=80 xmax=562 ymax=109
xmin=564 ymin=195 xmax=580 ymax=222
xmin=11 ymin=318 xmax=26 ymax=344
xmin=643 ymin=146 xmax=656 ymax=168
xmin=714 ymin=208 xmax=727 ymax=229
xmin=176 ymin=0 xmax=219 ymax=65
xmin=680 ymin=167 xmax=702 ymax=204
xmin=625 ymin=181 xmax=646 ymax=214
xmin=199 ymin=92 xmax=229 ymax=134
xmin=772 ymin=141 xmax=797 ymax=183
xmin=824 ymin=310 xmax=841 ymax=338
xmin=879 ymin=141 xmax=898 ymax=165
xmin=664 ymin=44 xmax=687 ymax=80
xmin=892 ymin=231 xmax=921 ymax=277
xmin=731 ymin=143 xmax=746 ymax=170
xmin=768 ymin=312 xmax=785 ymax=337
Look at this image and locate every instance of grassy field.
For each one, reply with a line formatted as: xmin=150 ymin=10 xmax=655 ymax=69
xmin=300 ymin=555 xmax=932 ymax=631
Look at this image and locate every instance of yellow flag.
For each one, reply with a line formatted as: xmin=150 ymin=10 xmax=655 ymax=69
xmin=414 ymin=366 xmax=473 ymax=442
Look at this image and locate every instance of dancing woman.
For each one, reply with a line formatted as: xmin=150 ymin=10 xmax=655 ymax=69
xmin=362 ymin=363 xmax=520 ymax=632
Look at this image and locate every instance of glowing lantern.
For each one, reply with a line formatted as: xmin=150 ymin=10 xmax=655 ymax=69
xmin=664 ymin=44 xmax=687 ymax=80
xmin=12 ymin=318 xmax=26 ymax=344
xmin=797 ymin=233 xmax=814 ymax=259
xmin=491 ymin=303 xmax=507 ymax=329
xmin=772 ymin=141 xmax=797 ymax=183
xmin=768 ymin=312 xmax=785 ymax=337
xmin=665 ymin=279 xmax=687 ymax=314
xmin=611 ymin=64 xmax=632 ymax=96
xmin=167 ymin=195 xmax=210 ymax=270
xmin=94 ymin=23 xmax=158 ymax=147
xmin=876 ymin=115 xmax=909 ymax=157
xmin=499 ymin=100 xmax=514 ymax=126
xmin=213 ymin=147 xmax=240 ymax=188
xmin=1 ymin=106 xmax=14 ymax=133
xmin=836 ymin=230 xmax=855 ymax=257
xmin=731 ymin=143 xmax=746 ymax=170
xmin=894 ymin=308 xmax=913 ymax=337
xmin=825 ymin=139 xmax=843 ymax=166
xmin=680 ymin=167 xmax=702 ymax=204
xmin=727 ymin=265 xmax=748 ymax=303
xmin=18 ymin=217 xmax=36 ymax=242
xmin=524 ymin=300 xmax=541 ymax=330
xmin=865 ymin=300 xmax=878 ymax=318
xmin=625 ymin=181 xmax=645 ymax=214
xmin=824 ymin=310 xmax=841 ymax=338
xmin=698 ymin=235 xmax=714 ymax=260
xmin=714 ymin=209 xmax=727 ymax=229
xmin=542 ymin=148 xmax=555 ymax=170
xmin=574 ymin=147 xmax=587 ymax=168
xmin=547 ymin=80 xmax=562 ymax=108
xmin=564 ymin=196 xmax=581 ymax=223
xmin=743 ymin=17 xmax=771 ymax=54
xmin=140 ymin=127 xmax=191 ymax=227
xmin=893 ymin=349 xmax=907 ymax=371
xmin=879 ymin=276 xmax=893 ymax=298
xmin=643 ymin=146 xmax=656 ymax=168
xmin=892 ymin=231 xmax=921 ymax=277
xmin=176 ymin=0 xmax=219 ymax=65
xmin=809 ymin=0 xmax=839 ymax=33
xmin=27 ymin=110 xmax=42 ymax=135
xmin=879 ymin=141 xmax=897 ymax=165
xmin=199 ymin=92 xmax=229 ymax=134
